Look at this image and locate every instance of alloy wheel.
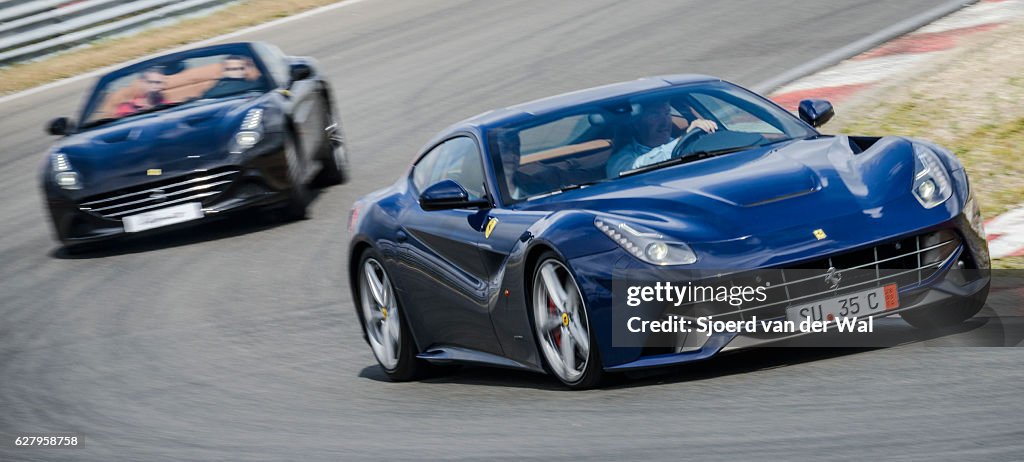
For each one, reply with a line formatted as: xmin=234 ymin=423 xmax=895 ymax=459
xmin=360 ymin=258 xmax=401 ymax=370
xmin=532 ymin=259 xmax=591 ymax=384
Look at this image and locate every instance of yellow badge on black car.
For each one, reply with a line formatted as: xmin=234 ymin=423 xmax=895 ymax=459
xmin=147 ymin=169 xmax=162 ymax=176
xmin=484 ymin=217 xmax=499 ymax=239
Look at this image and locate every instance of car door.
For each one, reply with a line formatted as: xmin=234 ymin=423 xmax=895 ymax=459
xmin=394 ymin=136 xmax=503 ymax=355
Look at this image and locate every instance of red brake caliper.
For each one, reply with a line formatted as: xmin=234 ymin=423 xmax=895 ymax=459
xmin=549 ymin=296 xmax=561 ymax=346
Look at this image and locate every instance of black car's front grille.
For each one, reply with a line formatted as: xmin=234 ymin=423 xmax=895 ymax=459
xmin=669 ymin=230 xmax=963 ymax=321
xmin=79 ymin=168 xmax=239 ymax=220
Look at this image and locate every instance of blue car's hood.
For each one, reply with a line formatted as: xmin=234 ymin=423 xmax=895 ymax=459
xmin=521 ymin=136 xmax=920 ymax=244
xmin=54 ymin=95 xmax=264 ymax=193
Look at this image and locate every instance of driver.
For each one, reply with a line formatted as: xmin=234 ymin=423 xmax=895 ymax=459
xmin=605 ymin=99 xmax=717 ymax=177
xmin=200 ymin=55 xmax=258 ymax=98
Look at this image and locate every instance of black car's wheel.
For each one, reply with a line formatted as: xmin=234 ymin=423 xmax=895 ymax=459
xmin=312 ymin=100 xmax=349 ymax=187
xmin=530 ymin=251 xmax=603 ymax=389
xmin=357 ymin=249 xmax=429 ymax=381
xmin=900 ymin=287 xmax=988 ymax=330
xmin=281 ymin=129 xmax=310 ymax=221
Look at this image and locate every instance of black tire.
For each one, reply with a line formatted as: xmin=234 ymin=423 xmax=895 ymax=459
xmin=356 ymin=248 xmax=430 ymax=381
xmin=529 ymin=250 xmax=604 ymax=389
xmin=900 ymin=286 xmax=988 ymax=330
xmin=281 ymin=129 xmax=310 ymax=221
xmin=312 ymin=99 xmax=349 ymax=187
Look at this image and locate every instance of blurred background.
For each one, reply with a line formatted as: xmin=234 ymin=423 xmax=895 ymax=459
xmin=1 ymin=1 xmax=1021 ymax=460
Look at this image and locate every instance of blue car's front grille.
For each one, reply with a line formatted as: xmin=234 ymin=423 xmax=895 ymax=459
xmin=740 ymin=229 xmax=962 ymax=320
xmin=665 ymin=230 xmax=963 ymax=322
xmin=79 ymin=168 xmax=239 ymax=220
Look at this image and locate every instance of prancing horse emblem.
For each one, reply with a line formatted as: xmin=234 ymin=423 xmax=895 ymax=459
xmin=484 ymin=217 xmax=499 ymax=239
xmin=824 ymin=266 xmax=842 ymax=290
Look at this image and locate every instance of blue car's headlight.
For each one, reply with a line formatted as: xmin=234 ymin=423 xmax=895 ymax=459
xmin=232 ymin=108 xmax=264 ymax=154
xmin=594 ymin=216 xmax=697 ymax=265
xmin=912 ymin=144 xmax=952 ymax=209
xmin=51 ymin=152 xmax=82 ymax=190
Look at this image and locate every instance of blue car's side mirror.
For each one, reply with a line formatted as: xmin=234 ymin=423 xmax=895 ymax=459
xmin=798 ymin=99 xmax=835 ymax=128
xmin=419 ymin=179 xmax=490 ymax=211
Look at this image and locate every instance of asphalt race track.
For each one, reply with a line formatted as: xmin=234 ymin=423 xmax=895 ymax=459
xmin=1 ymin=1 xmax=1022 ymax=460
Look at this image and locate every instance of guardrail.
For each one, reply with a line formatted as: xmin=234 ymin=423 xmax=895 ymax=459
xmin=0 ymin=0 xmax=232 ymax=67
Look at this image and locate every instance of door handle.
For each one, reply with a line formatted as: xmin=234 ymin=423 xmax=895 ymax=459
xmin=396 ymin=230 xmax=407 ymax=243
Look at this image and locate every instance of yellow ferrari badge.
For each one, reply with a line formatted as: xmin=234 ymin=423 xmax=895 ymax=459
xmin=146 ymin=169 xmax=162 ymax=176
xmin=561 ymin=313 xmax=569 ymax=327
xmin=484 ymin=217 xmax=499 ymax=239
xmin=813 ymin=228 xmax=827 ymax=240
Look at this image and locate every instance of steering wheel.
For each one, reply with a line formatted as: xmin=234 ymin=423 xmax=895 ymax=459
xmin=670 ymin=126 xmax=715 ymax=159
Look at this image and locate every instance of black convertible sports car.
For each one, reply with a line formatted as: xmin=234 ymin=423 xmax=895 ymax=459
xmin=41 ymin=42 xmax=348 ymax=249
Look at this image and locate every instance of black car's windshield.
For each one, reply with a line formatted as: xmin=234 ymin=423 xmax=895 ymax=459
xmin=485 ymin=81 xmax=816 ymax=202
xmin=80 ymin=50 xmax=272 ymax=127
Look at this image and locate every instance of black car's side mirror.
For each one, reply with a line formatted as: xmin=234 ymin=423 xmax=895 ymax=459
xmin=289 ymin=63 xmax=313 ymax=83
xmin=419 ymin=179 xmax=490 ymax=211
xmin=798 ymin=99 xmax=835 ymax=128
xmin=47 ymin=117 xmax=74 ymax=136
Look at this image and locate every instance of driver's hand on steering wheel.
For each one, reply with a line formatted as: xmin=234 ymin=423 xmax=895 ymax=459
xmin=686 ymin=119 xmax=718 ymax=134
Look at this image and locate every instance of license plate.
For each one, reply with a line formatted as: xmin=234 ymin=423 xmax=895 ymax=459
xmin=122 ymin=202 xmax=204 ymax=233
xmin=786 ymin=284 xmax=900 ymax=323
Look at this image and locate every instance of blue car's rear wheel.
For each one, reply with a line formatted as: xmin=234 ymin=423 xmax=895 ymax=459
xmin=531 ymin=253 xmax=603 ymax=389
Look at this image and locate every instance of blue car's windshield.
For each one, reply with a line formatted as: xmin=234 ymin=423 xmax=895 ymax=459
xmin=485 ymin=81 xmax=817 ymax=202
xmin=80 ymin=50 xmax=272 ymax=128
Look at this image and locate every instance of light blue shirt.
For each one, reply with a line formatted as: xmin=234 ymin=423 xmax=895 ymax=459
xmin=631 ymin=137 xmax=681 ymax=170
xmin=605 ymin=138 xmax=682 ymax=177
xmin=606 ymin=141 xmax=651 ymax=178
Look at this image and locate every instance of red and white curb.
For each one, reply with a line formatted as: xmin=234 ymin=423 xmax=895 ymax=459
xmin=987 ymin=207 xmax=1024 ymax=259
xmin=769 ymin=0 xmax=1024 ymax=259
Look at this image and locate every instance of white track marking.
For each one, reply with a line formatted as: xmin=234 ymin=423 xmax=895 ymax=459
xmin=775 ymin=54 xmax=928 ymax=93
xmin=919 ymin=0 xmax=1024 ymax=34
xmin=0 ymin=0 xmax=374 ymax=106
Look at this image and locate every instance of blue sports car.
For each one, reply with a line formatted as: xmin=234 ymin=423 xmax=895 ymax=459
xmin=347 ymin=75 xmax=990 ymax=388
xmin=42 ymin=42 xmax=348 ymax=251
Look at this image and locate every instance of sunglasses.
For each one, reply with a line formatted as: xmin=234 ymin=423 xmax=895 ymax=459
xmin=225 ymin=66 xmax=246 ymax=72
xmin=146 ymin=79 xmax=166 ymax=85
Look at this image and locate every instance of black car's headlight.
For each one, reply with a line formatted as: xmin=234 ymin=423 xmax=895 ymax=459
xmin=51 ymin=152 xmax=82 ymax=190
xmin=912 ymin=144 xmax=953 ymax=209
xmin=595 ymin=216 xmax=697 ymax=265
xmin=231 ymin=108 xmax=263 ymax=154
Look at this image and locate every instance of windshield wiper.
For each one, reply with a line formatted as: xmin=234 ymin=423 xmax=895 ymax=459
xmin=619 ymin=145 xmax=755 ymax=178
xmin=527 ymin=179 xmax=609 ymax=200
xmin=80 ymin=117 xmax=118 ymax=129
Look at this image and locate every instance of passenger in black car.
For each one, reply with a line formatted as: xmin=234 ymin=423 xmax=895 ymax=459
xmin=201 ymin=55 xmax=261 ymax=99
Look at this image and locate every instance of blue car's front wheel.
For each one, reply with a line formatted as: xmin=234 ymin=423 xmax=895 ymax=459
xmin=358 ymin=250 xmax=428 ymax=381
xmin=531 ymin=252 xmax=603 ymax=389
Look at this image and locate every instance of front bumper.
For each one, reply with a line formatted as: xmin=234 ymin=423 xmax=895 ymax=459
xmin=43 ymin=137 xmax=292 ymax=245
xmin=571 ymin=214 xmax=991 ymax=371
